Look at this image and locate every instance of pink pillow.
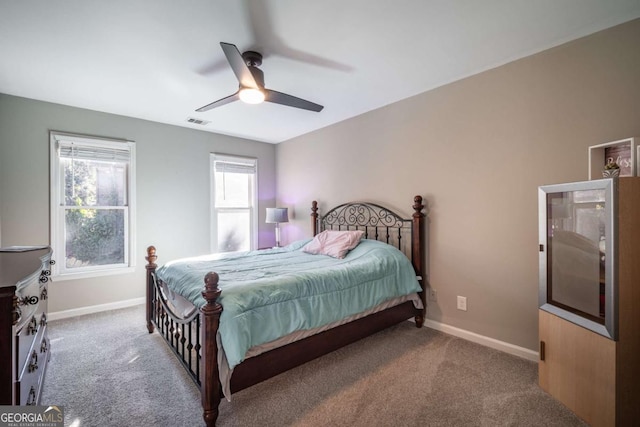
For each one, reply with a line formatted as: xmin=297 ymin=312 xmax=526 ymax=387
xmin=302 ymin=230 xmax=365 ymax=259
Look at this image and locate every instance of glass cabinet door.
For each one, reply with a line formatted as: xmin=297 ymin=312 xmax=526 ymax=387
xmin=539 ymin=179 xmax=616 ymax=339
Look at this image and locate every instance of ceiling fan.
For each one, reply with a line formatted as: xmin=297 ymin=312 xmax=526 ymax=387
xmin=196 ymin=42 xmax=324 ymax=113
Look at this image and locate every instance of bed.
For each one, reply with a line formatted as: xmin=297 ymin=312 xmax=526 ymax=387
xmin=145 ymin=196 xmax=427 ymax=426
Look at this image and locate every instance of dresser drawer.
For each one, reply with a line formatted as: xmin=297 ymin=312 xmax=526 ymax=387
xmin=16 ymin=313 xmax=47 ymax=378
xmin=16 ymin=316 xmax=36 ymax=377
xmin=15 ymin=331 xmax=49 ymax=406
xmin=16 ymin=350 xmax=44 ymax=406
xmin=15 ymin=280 xmax=47 ymax=377
xmin=15 ymin=273 xmax=41 ymax=331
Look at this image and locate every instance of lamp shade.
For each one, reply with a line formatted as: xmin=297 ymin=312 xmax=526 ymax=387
xmin=266 ymin=208 xmax=289 ymax=224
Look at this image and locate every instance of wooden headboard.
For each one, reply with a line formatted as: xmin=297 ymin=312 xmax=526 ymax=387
xmin=310 ymin=196 xmax=426 ymax=283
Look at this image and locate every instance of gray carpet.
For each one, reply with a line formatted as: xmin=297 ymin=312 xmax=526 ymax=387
xmin=41 ymin=305 xmax=586 ymax=427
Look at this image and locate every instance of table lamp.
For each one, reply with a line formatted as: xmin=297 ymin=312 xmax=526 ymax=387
xmin=266 ymin=208 xmax=289 ymax=247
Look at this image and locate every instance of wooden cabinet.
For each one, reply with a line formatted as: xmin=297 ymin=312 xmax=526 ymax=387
xmin=0 ymin=247 xmax=52 ymax=406
xmin=539 ymin=310 xmax=616 ymax=425
xmin=538 ymin=178 xmax=640 ymax=426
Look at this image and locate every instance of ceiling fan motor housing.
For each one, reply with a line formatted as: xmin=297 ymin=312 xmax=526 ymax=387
xmin=242 ymin=51 xmax=262 ymax=67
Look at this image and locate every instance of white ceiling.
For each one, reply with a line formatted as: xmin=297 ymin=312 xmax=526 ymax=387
xmin=1 ymin=1 xmax=639 ymax=144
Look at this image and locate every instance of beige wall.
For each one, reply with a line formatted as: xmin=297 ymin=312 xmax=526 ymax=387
xmin=0 ymin=95 xmax=276 ymax=313
xmin=276 ymin=19 xmax=640 ymax=351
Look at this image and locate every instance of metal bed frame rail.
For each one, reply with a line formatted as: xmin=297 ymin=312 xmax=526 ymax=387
xmin=146 ymin=247 xmax=202 ymax=387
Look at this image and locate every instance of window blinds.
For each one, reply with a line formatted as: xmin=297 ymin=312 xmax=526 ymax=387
xmin=57 ymin=140 xmax=131 ymax=163
xmin=214 ymin=158 xmax=256 ymax=174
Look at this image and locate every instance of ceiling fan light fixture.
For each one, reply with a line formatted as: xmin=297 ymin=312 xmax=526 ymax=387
xmin=195 ymin=42 xmax=323 ymax=113
xmin=239 ymin=87 xmax=265 ymax=104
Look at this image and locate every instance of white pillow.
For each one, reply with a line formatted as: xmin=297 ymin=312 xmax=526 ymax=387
xmin=302 ymin=230 xmax=365 ymax=259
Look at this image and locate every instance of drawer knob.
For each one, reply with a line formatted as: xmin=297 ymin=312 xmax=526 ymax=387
xmin=40 ymin=312 xmax=47 ymax=327
xmin=27 ymin=316 xmax=38 ymax=335
xmin=28 ymin=350 xmax=39 ymax=372
xmin=40 ymin=288 xmax=48 ymax=300
xmin=39 ymin=270 xmax=50 ymax=283
xmin=41 ymin=339 xmax=49 ymax=353
xmin=26 ymin=386 xmax=37 ymax=405
xmin=18 ymin=295 xmax=39 ymax=306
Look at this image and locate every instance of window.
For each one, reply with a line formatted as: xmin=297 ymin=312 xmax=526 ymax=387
xmin=50 ymin=132 xmax=135 ymax=278
xmin=211 ymin=154 xmax=257 ymax=253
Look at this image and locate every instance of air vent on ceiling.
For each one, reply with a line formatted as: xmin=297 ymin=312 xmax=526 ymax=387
xmin=186 ymin=117 xmax=210 ymax=126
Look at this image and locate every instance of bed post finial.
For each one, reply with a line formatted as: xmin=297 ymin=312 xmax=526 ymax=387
xmin=311 ymin=200 xmax=319 ymax=236
xmin=146 ymin=245 xmax=157 ymax=266
xmin=201 ymin=272 xmax=222 ymax=427
xmin=145 ymin=246 xmax=158 ymax=334
xmin=412 ymin=195 xmax=424 ymax=215
xmin=411 ymin=196 xmax=426 ymax=328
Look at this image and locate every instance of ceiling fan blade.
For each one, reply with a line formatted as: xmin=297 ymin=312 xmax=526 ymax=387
xmin=195 ymin=92 xmax=240 ymax=112
xmin=220 ymin=42 xmax=259 ymax=89
xmin=264 ymin=89 xmax=324 ymax=112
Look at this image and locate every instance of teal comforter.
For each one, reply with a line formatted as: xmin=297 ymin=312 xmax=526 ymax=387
xmin=156 ymin=239 xmax=421 ymax=369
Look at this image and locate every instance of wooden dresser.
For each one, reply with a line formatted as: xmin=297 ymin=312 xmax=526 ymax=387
xmin=0 ymin=247 xmax=53 ymax=406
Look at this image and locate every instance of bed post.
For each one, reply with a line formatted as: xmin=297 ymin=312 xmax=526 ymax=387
xmin=311 ymin=200 xmax=319 ymax=236
xmin=411 ymin=196 xmax=426 ymax=328
xmin=201 ymin=272 xmax=222 ymax=427
xmin=145 ymin=246 xmax=157 ymax=334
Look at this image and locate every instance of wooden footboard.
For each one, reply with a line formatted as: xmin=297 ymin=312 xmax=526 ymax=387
xmin=147 ymin=251 xmax=200 ymax=382
xmin=146 ymin=250 xmax=223 ymax=425
xmin=145 ymin=195 xmax=427 ymax=427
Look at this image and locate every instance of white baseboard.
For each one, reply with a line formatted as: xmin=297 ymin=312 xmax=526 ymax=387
xmin=49 ymin=299 xmax=538 ymax=362
xmin=48 ymin=297 xmax=145 ymax=321
xmin=423 ymin=319 xmax=539 ymax=362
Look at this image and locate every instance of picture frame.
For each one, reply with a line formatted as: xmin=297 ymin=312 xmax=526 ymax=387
xmin=588 ymin=137 xmax=636 ymax=179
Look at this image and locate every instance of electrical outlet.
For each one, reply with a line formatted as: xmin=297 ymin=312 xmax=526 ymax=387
xmin=429 ymin=288 xmax=437 ymax=302
xmin=457 ymin=296 xmax=467 ymax=311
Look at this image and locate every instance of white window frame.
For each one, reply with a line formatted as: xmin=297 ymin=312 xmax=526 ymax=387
xmin=210 ymin=153 xmax=258 ymax=253
xmin=50 ymin=131 xmax=136 ymax=279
